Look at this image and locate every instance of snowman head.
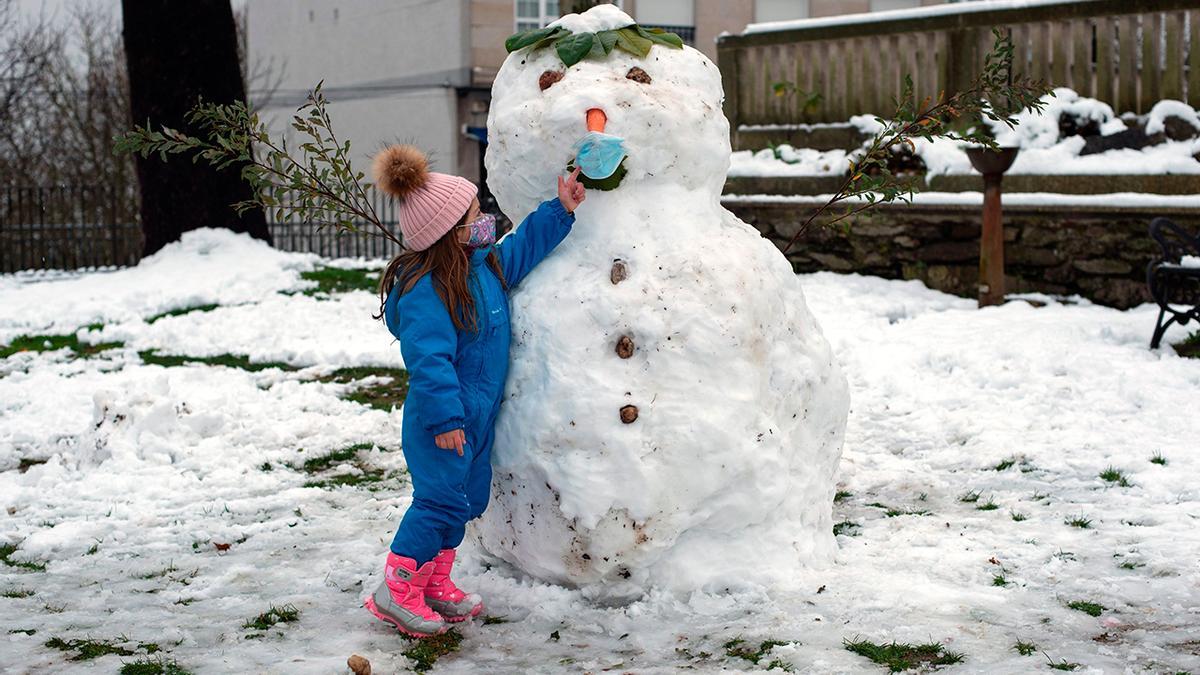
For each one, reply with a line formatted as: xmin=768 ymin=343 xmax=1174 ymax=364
xmin=486 ymin=4 xmax=730 ymax=219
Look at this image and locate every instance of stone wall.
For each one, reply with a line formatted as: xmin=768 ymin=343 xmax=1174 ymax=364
xmin=725 ymin=200 xmax=1200 ymax=309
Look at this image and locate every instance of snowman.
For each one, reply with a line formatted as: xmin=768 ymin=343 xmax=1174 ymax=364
xmin=475 ymin=4 xmax=849 ymax=600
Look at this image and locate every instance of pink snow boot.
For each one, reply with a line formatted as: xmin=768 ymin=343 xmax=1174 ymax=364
xmin=364 ymin=552 xmax=447 ymax=638
xmin=424 ymin=548 xmax=483 ymax=622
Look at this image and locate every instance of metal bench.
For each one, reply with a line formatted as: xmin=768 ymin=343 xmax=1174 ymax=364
xmin=1146 ymin=217 xmax=1200 ymax=349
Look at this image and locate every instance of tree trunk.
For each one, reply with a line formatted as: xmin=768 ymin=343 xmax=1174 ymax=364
xmin=121 ymin=0 xmax=270 ymax=255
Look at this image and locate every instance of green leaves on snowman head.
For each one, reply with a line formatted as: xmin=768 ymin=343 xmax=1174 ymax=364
xmin=505 ymin=23 xmax=683 ymax=67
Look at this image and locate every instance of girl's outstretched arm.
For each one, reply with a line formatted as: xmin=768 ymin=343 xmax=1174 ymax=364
xmin=494 ymin=169 xmax=585 ymax=288
xmin=390 ymin=276 xmax=465 ymax=437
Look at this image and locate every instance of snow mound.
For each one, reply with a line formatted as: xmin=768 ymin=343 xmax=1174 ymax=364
xmin=990 ymin=87 xmax=1118 ymax=148
xmin=0 ymin=228 xmax=317 ymax=340
xmin=732 ymin=90 xmax=1200 ymax=178
xmin=1146 ymin=99 xmax=1200 ymax=136
xmin=480 ymin=4 xmax=849 ymax=599
xmin=729 ymin=146 xmax=849 ymax=177
xmin=548 ymin=4 xmax=634 ymax=33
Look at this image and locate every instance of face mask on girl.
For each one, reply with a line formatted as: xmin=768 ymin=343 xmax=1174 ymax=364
xmin=460 ymin=213 xmax=497 ymax=249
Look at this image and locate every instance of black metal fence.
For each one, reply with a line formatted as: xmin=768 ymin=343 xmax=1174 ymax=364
xmin=266 ymin=185 xmax=404 ymax=259
xmin=2 ymin=183 xmax=507 ymax=273
xmin=1 ymin=185 xmax=142 ymax=274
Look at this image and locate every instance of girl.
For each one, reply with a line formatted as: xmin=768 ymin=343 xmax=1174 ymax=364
xmin=363 ymin=145 xmax=585 ymax=638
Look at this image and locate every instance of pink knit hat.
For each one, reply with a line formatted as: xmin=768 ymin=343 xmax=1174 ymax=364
xmin=372 ymin=145 xmax=478 ymax=251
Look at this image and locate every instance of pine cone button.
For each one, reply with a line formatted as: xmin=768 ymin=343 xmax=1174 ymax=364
xmin=610 ymin=260 xmax=628 ymax=285
xmin=615 ymin=335 xmax=634 ymax=359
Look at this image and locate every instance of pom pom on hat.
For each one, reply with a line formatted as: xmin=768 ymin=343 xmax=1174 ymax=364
xmin=372 ymin=144 xmax=429 ymax=199
xmin=369 ymin=144 xmax=478 ymax=251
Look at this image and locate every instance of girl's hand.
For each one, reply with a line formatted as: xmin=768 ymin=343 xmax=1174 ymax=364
xmin=435 ymin=429 xmax=465 ymax=456
xmin=558 ymin=167 xmax=586 ymax=213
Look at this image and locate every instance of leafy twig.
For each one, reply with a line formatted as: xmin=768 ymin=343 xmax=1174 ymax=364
xmin=778 ymin=29 xmax=1052 ymax=255
xmin=113 ymin=81 xmax=399 ymax=246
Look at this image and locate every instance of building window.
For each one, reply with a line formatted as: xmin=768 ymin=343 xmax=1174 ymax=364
xmin=755 ymin=0 xmax=810 ymax=24
xmin=870 ymin=0 xmax=921 ymax=11
xmin=636 ymin=0 xmax=694 ymax=44
xmin=516 ymin=0 xmax=560 ymax=31
xmin=517 ymin=1 xmax=633 ymax=30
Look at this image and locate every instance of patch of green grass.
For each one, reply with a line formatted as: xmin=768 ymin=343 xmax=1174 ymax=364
xmin=0 ymin=333 xmax=123 ymax=359
xmin=1098 ymin=466 xmax=1132 ymax=487
xmin=242 ymin=603 xmax=300 ymax=632
xmin=1045 ymin=654 xmax=1080 ymax=671
xmin=1175 ymin=330 xmax=1200 ymax=358
xmin=1011 ymin=511 xmax=1027 ymax=522
xmin=85 ymin=542 xmax=99 ymax=555
xmin=842 ymin=638 xmax=964 ymax=673
xmin=1065 ymin=515 xmax=1092 ymax=529
xmin=992 ymin=574 xmax=1009 ymax=587
xmin=724 ymin=637 xmax=794 ymax=670
xmin=1150 ymin=452 xmax=1168 ymax=466
xmin=1031 ymin=492 xmax=1050 ymax=502
xmin=119 ymin=656 xmax=194 ymax=675
xmin=993 ymin=457 xmax=1016 ymax=471
xmin=300 ymin=267 xmax=378 ymax=295
xmin=17 ymin=457 xmax=49 ymax=473
xmin=300 ymin=443 xmax=372 ymax=473
xmin=145 ymin=304 xmax=220 ymax=324
xmin=139 ymin=350 xmax=296 ymax=372
xmin=2 ymin=588 xmax=34 ymax=598
xmin=0 ymin=543 xmax=46 ymax=572
xmin=976 ymin=498 xmax=999 ymax=511
xmin=136 ymin=561 xmax=179 ymax=579
xmin=9 ymin=628 xmax=36 ymax=635
xmin=319 ymin=367 xmax=410 ymax=411
xmin=1012 ymin=640 xmax=1037 ymax=656
xmin=834 ymin=490 xmax=853 ymax=502
xmin=833 ymin=521 xmax=860 ymax=536
xmin=1066 ymin=600 xmax=1103 ymax=617
xmin=44 ymin=636 xmax=159 ymax=661
xmin=959 ymin=490 xmax=981 ymax=504
xmin=299 ymin=442 xmax=404 ymax=491
xmin=302 ymin=467 xmax=399 ymax=490
xmin=1118 ymin=561 xmax=1144 ymax=570
xmin=402 ymin=629 xmax=463 ymax=672
xmin=866 ymin=502 xmax=931 ymax=518
xmin=481 ymin=615 xmax=509 ymax=625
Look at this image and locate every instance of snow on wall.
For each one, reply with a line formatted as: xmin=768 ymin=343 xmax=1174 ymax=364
xmin=742 ymin=0 xmax=1099 ymax=35
xmin=722 ymin=191 xmax=1200 ymax=208
xmin=729 ymin=90 xmax=1200 ymax=179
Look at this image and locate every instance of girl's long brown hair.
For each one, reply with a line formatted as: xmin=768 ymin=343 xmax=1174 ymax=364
xmin=375 ymin=212 xmax=507 ymax=333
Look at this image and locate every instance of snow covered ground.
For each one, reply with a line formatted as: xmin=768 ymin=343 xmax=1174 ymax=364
xmin=2 ymin=229 xmax=1199 ymax=673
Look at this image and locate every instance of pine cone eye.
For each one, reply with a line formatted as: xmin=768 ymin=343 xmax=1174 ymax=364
xmin=539 ymin=70 xmax=564 ymax=91
xmin=625 ymin=67 xmax=651 ymax=84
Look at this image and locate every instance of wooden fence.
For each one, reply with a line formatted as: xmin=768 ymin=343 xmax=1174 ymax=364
xmin=717 ymin=0 xmax=1200 ymax=131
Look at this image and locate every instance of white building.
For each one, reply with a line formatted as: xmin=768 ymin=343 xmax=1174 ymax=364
xmin=246 ymin=0 xmax=954 ymax=189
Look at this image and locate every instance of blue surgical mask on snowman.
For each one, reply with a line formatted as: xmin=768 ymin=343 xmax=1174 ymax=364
xmin=573 ymin=131 xmax=626 ymax=180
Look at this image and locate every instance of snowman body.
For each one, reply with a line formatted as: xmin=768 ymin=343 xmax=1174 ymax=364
xmin=476 ymin=6 xmax=849 ymax=599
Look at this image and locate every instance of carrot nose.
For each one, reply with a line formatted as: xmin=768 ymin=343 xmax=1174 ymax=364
xmin=586 ymin=108 xmax=607 ymax=133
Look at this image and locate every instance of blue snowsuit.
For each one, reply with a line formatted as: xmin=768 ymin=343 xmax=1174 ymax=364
xmin=383 ymin=198 xmax=575 ymax=565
